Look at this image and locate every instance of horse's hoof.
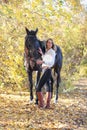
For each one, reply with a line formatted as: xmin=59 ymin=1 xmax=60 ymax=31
xmin=34 ymin=99 xmax=38 ymax=105
xmin=54 ymin=99 xmax=58 ymax=104
xmin=35 ymin=101 xmax=38 ymax=105
xmin=29 ymin=100 xmax=34 ymax=104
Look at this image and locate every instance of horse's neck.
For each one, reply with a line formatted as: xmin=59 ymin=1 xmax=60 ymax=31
xmin=39 ymin=40 xmax=46 ymax=54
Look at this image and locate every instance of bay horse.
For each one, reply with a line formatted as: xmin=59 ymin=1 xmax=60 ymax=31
xmin=24 ymin=28 xmax=63 ymax=104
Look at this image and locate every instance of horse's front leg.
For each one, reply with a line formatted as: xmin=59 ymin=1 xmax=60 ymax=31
xmin=35 ymin=71 xmax=41 ymax=104
xmin=27 ymin=71 xmax=33 ymax=102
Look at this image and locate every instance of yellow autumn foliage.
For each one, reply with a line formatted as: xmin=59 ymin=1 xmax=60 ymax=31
xmin=0 ymin=0 xmax=87 ymax=89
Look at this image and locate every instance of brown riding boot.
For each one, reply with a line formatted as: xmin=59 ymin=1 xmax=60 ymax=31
xmin=37 ymin=92 xmax=44 ymax=108
xmin=45 ymin=92 xmax=51 ymax=109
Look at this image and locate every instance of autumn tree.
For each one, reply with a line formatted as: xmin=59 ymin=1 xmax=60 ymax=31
xmin=0 ymin=0 xmax=87 ymax=89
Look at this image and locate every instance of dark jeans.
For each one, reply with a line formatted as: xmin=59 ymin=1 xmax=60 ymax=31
xmin=36 ymin=68 xmax=52 ymax=92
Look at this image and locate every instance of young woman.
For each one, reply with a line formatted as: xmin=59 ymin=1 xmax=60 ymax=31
xmin=36 ymin=38 xmax=56 ymax=108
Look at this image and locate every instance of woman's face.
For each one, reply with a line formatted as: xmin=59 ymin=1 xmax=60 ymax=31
xmin=46 ymin=40 xmax=53 ymax=50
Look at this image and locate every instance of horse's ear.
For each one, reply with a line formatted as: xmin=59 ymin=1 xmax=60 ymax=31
xmin=35 ymin=28 xmax=38 ymax=34
xmin=25 ymin=27 xmax=30 ymax=35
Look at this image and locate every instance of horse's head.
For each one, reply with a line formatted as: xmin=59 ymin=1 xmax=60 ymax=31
xmin=25 ymin=28 xmax=41 ymax=59
xmin=24 ymin=28 xmax=42 ymax=70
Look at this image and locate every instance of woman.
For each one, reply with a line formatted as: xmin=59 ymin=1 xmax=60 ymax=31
xmin=36 ymin=38 xmax=56 ymax=108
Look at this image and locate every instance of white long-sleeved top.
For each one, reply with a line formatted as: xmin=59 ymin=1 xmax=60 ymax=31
xmin=42 ymin=48 xmax=56 ymax=68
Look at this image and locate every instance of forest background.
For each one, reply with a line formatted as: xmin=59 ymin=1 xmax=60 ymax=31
xmin=0 ymin=0 xmax=87 ymax=92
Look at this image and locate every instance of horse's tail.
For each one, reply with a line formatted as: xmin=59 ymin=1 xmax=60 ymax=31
xmin=56 ymin=45 xmax=63 ymax=70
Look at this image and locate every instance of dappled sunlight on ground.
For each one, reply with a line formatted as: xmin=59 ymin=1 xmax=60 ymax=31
xmin=0 ymin=79 xmax=87 ymax=129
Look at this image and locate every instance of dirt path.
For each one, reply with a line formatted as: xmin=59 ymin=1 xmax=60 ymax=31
xmin=0 ymin=78 xmax=87 ymax=130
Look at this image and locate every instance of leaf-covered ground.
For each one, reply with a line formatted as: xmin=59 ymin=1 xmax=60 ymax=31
xmin=0 ymin=79 xmax=87 ymax=130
